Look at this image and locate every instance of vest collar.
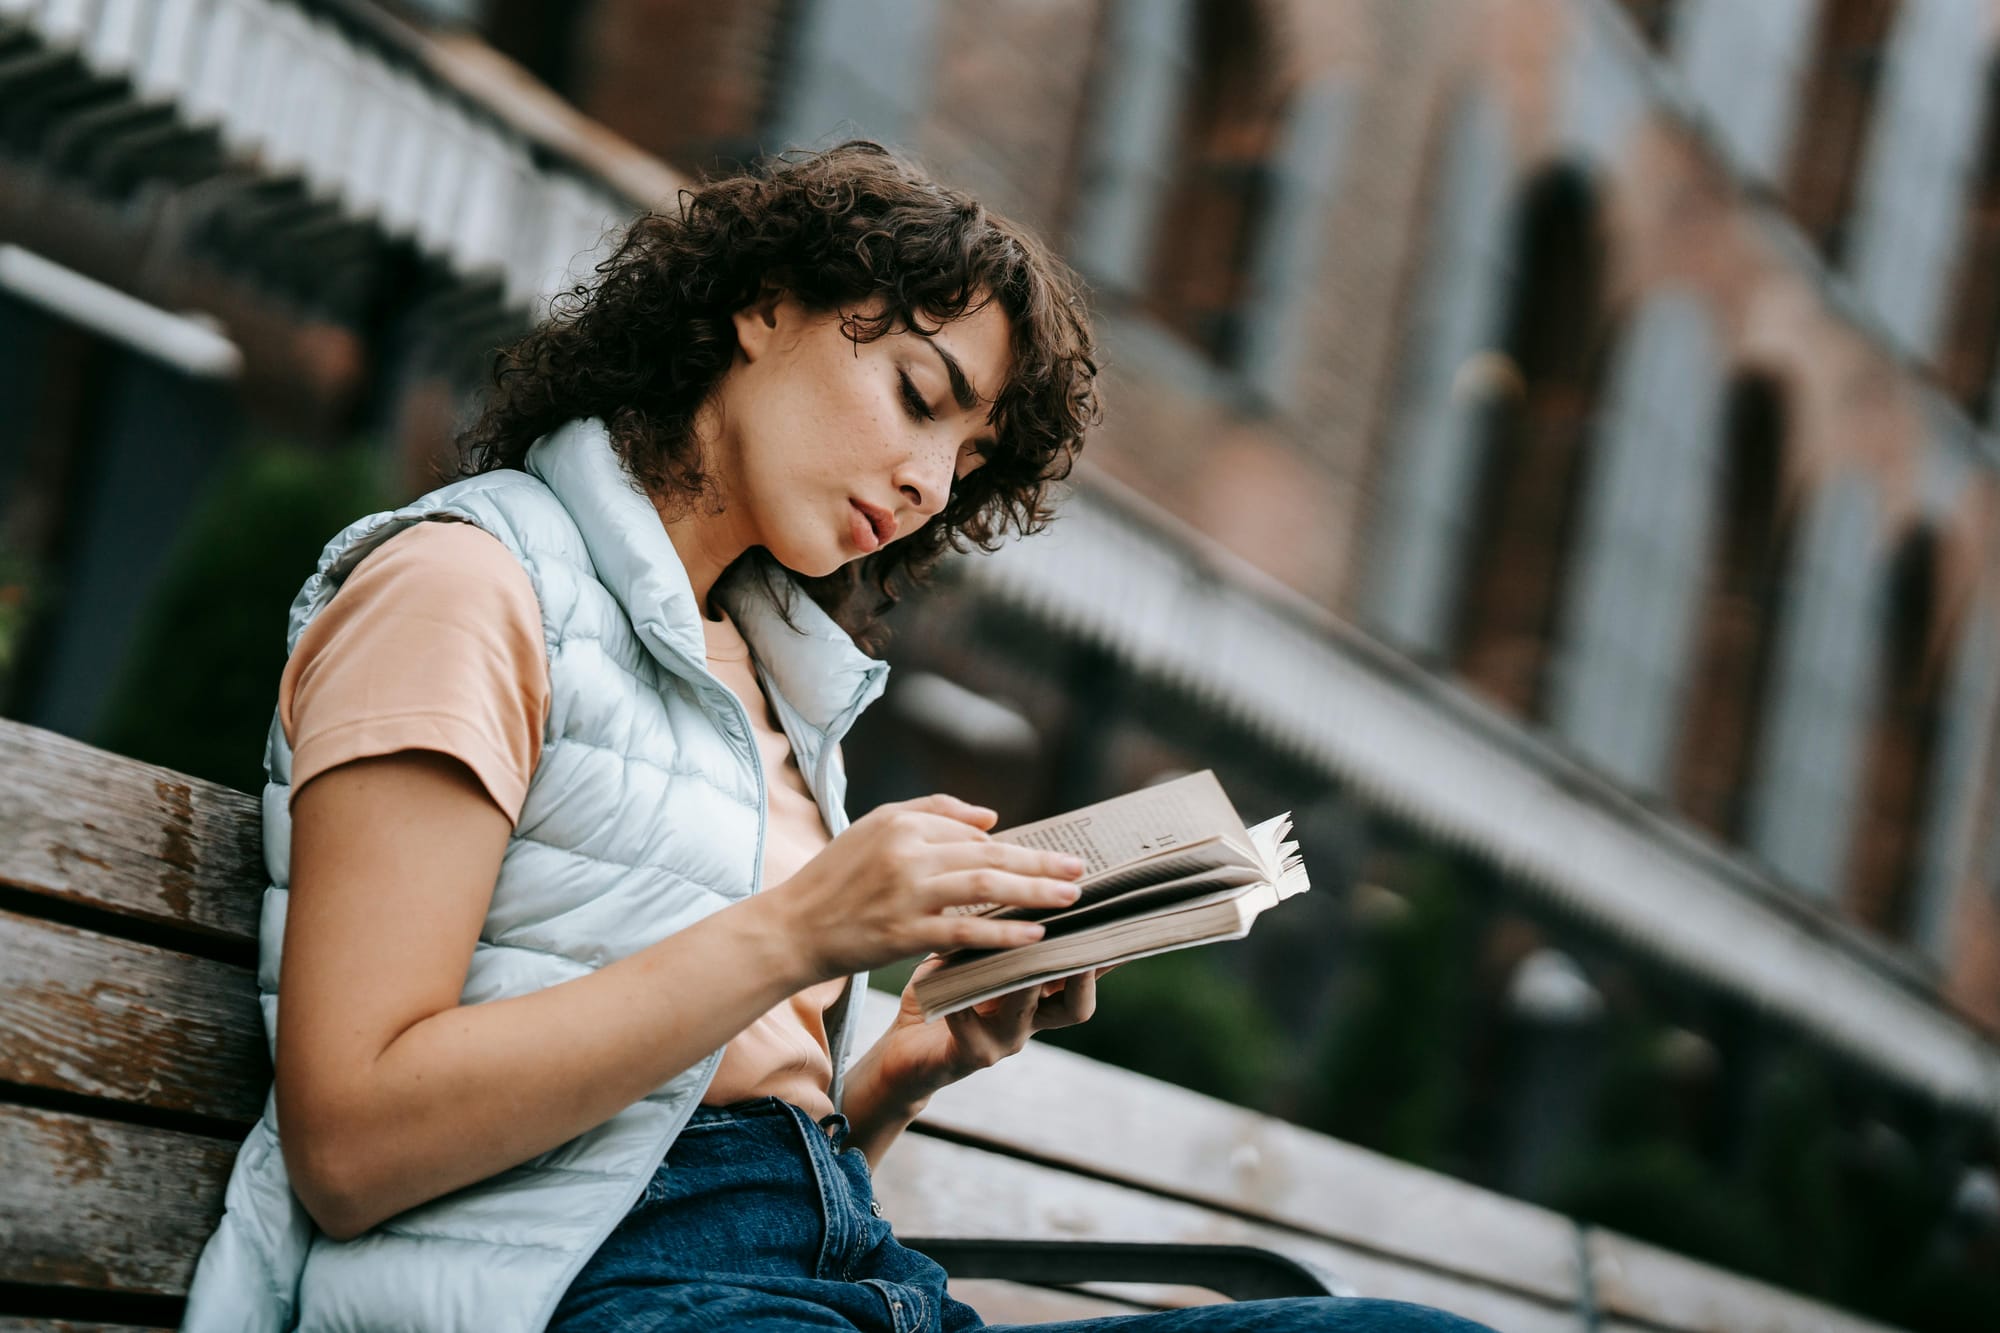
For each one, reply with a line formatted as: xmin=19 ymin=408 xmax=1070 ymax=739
xmin=525 ymin=417 xmax=889 ymax=736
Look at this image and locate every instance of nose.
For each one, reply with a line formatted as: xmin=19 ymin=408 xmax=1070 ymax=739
xmin=893 ymin=441 xmax=957 ymax=519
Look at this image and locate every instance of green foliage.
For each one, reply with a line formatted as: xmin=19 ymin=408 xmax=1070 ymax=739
xmin=96 ymin=440 xmax=395 ymax=794
xmin=868 ymin=955 xmax=923 ymax=998
xmin=1296 ymin=851 xmax=1471 ymax=1171
xmin=1738 ymin=1051 xmax=1851 ymax=1296
xmin=1037 ymin=947 xmax=1284 ymax=1107
xmin=1554 ymin=1036 xmax=1999 ymax=1331
xmin=0 ymin=547 xmax=40 ymax=683
xmin=1552 ymin=1141 xmax=1783 ymax=1281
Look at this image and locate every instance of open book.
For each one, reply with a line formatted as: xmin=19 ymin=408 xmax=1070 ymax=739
xmin=912 ymin=770 xmax=1310 ymax=1020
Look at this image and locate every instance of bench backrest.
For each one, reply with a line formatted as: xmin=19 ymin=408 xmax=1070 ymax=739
xmin=2 ymin=720 xmax=262 ymax=1332
xmin=0 ymin=719 xmax=1899 ymax=1331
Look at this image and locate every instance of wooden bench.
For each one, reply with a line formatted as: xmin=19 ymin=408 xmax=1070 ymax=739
xmin=0 ymin=718 xmax=1901 ymax=1330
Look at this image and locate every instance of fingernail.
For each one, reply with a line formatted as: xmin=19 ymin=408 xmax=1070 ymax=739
xmin=1060 ymin=855 xmax=1086 ymax=874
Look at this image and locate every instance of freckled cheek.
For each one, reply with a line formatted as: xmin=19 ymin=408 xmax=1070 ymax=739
xmin=842 ymin=400 xmax=903 ymax=465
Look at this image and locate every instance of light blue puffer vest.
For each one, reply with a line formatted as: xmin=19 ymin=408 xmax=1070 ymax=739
xmin=181 ymin=417 xmax=891 ymax=1332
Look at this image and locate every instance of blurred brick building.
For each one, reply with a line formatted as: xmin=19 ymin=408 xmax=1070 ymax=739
xmin=454 ymin=0 xmax=2000 ymax=1066
xmin=477 ymin=2 xmax=2000 ymax=1308
xmin=5 ymin=0 xmax=2000 ymax=1323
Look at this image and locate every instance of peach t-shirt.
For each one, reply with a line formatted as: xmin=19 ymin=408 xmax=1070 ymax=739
xmin=280 ymin=520 xmax=847 ymax=1120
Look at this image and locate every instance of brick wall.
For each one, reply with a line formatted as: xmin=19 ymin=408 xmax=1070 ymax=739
xmin=540 ymin=0 xmax=2000 ymax=1022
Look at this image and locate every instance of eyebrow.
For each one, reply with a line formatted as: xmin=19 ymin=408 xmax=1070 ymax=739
xmin=924 ymin=339 xmax=985 ymax=413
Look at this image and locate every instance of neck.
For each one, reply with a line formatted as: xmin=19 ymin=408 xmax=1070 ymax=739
xmin=656 ymin=404 xmax=754 ymax=621
xmin=660 ymin=505 xmax=745 ymax=622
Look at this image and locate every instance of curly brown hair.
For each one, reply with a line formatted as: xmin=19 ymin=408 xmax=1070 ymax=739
xmin=455 ymin=141 xmax=1100 ymax=650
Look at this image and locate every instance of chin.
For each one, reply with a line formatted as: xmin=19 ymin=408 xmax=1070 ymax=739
xmin=764 ymin=542 xmax=849 ymax=580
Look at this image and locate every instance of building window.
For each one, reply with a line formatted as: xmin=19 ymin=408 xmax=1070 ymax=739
xmin=479 ymin=0 xmax=590 ymax=100
xmin=1674 ymin=375 xmax=1790 ymax=839
xmin=1362 ymin=86 xmax=1514 ymax=657
xmin=1942 ymin=59 xmax=2000 ymax=420
xmin=1548 ymin=289 xmax=1727 ymax=792
xmin=1145 ymin=0 xmax=1288 ymax=366
xmin=1745 ymin=477 xmax=1881 ymax=899
xmin=567 ymin=1 xmax=793 ymax=173
xmin=765 ymin=0 xmax=943 ymax=153
xmin=1615 ymin=0 xmax=1677 ymax=51
xmin=1452 ymin=166 xmax=1608 ymax=717
xmin=1847 ymin=528 xmax=1948 ymax=940
xmin=1786 ymin=0 xmax=1901 ymax=265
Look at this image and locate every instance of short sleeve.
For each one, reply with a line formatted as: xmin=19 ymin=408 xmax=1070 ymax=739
xmin=279 ymin=520 xmax=551 ymax=822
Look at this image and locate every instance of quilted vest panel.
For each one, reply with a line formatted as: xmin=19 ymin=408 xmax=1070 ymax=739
xmin=180 ymin=418 xmax=890 ymax=1332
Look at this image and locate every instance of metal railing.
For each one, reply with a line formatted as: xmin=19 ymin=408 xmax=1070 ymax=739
xmin=0 ymin=0 xmax=656 ymax=327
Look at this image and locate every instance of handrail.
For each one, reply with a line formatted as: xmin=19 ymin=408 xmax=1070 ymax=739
xmin=3 ymin=0 xmax=677 ymax=318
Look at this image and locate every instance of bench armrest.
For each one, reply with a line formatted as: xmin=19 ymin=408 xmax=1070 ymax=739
xmin=898 ymin=1237 xmax=1351 ymax=1302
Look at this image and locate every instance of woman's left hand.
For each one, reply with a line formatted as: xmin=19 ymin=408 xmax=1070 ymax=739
xmin=839 ymin=962 xmax=1104 ymax=1163
xmin=892 ymin=959 xmax=1102 ymax=1092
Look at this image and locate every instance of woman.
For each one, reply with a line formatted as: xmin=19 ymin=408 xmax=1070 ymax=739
xmin=181 ymin=143 xmax=1492 ymax=1333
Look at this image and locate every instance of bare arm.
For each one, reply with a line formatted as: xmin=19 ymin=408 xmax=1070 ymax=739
xmin=274 ymin=752 xmax=1084 ymax=1240
xmin=275 ymin=751 xmax=811 ymax=1240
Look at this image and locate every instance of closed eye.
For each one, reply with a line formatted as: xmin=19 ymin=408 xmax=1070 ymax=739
xmin=898 ymin=370 xmax=936 ymax=423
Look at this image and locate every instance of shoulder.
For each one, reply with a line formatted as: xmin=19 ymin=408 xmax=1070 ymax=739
xmin=337 ymin=519 xmax=542 ymax=629
xmin=299 ymin=518 xmax=550 ymax=693
xmin=281 ymin=518 xmax=553 ymax=818
xmin=356 ymin=519 xmax=535 ymax=596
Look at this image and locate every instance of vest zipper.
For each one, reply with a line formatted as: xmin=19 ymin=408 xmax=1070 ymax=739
xmin=532 ymin=665 xmax=769 ymax=1333
xmin=797 ymin=667 xmax=890 ymax=1107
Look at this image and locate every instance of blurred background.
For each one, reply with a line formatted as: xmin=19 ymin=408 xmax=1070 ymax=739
xmin=4 ymin=0 xmax=2000 ymax=1326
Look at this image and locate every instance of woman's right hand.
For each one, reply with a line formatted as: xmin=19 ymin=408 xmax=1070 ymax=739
xmin=765 ymin=793 xmax=1087 ymax=980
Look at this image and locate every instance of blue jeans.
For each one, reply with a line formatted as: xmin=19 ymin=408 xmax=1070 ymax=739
xmin=548 ymin=1097 xmax=1494 ymax=1332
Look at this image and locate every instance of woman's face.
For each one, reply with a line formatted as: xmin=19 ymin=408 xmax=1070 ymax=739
xmin=712 ymin=290 xmax=1012 ymax=578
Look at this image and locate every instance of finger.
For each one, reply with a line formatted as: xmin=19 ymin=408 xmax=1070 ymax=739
xmin=972 ymin=982 xmax=1041 ymax=1025
xmin=924 ymin=867 xmax=1083 ymax=914
xmin=1034 ymin=969 xmax=1098 ymax=1030
xmin=965 ymin=984 xmax=1046 ymax=1055
xmin=887 ymin=810 xmax=1001 ymax=845
xmin=928 ymin=841 xmax=1089 ymax=880
xmin=921 ymin=915 xmax=1047 ymax=954
xmin=898 ymin=794 xmax=999 ymax=835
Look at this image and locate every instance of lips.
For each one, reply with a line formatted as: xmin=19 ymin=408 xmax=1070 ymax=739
xmin=849 ymin=498 xmax=895 ymax=550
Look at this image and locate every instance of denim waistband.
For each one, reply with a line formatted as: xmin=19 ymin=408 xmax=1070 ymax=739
xmin=688 ymin=1095 xmax=853 ymax=1150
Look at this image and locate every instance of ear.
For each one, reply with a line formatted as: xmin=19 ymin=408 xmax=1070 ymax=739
xmin=731 ymin=285 xmax=787 ymax=362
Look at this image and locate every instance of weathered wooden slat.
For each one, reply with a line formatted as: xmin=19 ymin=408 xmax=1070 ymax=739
xmin=944 ymin=1279 xmax=1146 ymax=1322
xmin=858 ymin=991 xmax=1581 ymax=1306
xmin=1055 ymin=1281 xmax=1216 ymax=1312
xmin=0 ymin=910 xmax=268 ymax=1125
xmin=1588 ymin=1229 xmax=1902 ymax=1333
xmin=876 ymin=1133 xmax=1581 ymax=1333
xmin=872 ymin=992 xmax=1893 ymax=1333
xmin=0 ymin=1106 xmax=235 ymax=1295
xmin=0 ymin=721 xmax=262 ymax=943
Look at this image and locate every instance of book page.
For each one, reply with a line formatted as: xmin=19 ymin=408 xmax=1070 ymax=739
xmin=985 ymin=850 xmax=1262 ymax=922
xmin=1038 ymin=875 xmax=1264 ymax=936
xmin=916 ymin=882 xmax=1284 ymax=1020
xmin=1246 ymin=813 xmax=1309 ymax=899
xmin=989 ymin=770 xmax=1247 ymax=875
